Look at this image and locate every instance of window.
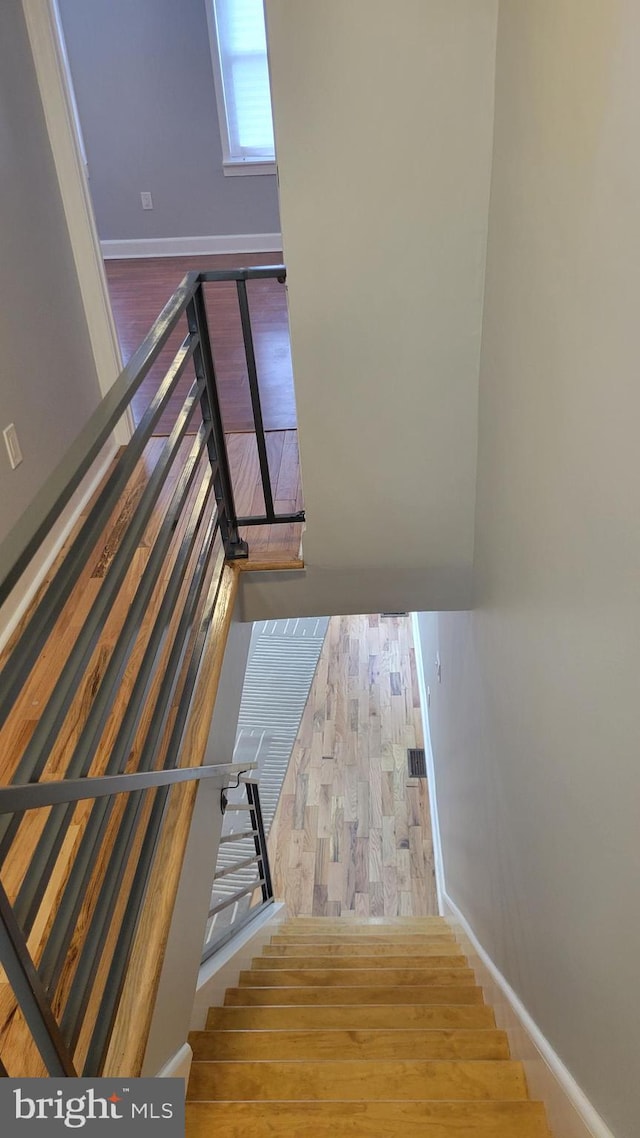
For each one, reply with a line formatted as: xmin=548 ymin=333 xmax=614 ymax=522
xmin=207 ymin=0 xmax=276 ymax=176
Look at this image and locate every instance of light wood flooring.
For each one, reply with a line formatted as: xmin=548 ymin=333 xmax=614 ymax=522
xmin=268 ymin=615 xmax=437 ymax=917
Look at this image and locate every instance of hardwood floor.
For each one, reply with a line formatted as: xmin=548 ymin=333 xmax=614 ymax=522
xmin=229 ymin=430 xmax=303 ymax=566
xmin=268 ymin=615 xmax=438 ymax=917
xmin=105 ymin=252 xmax=297 ymax=434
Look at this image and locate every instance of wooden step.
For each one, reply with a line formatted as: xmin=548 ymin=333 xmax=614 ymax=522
xmin=264 ymin=942 xmax=463 ymax=957
xmin=189 ymin=1027 xmax=510 ymax=1061
xmin=186 ymin=916 xmax=552 ymax=1138
xmin=239 ymin=966 xmax=476 ymax=986
xmin=280 ymin=922 xmax=450 ymax=934
xmin=271 ymin=934 xmax=456 ymax=945
xmin=224 ymin=984 xmax=484 ymax=1006
xmin=187 ymin=1058 xmax=528 ymax=1101
xmin=206 ymin=1003 xmax=496 ymax=1031
xmin=281 ymin=917 xmax=450 ymax=926
xmin=253 ymin=954 xmax=468 ymax=969
xmin=186 ymin=1100 xmax=551 ymax=1138
xmin=278 ymin=926 xmax=452 ymax=936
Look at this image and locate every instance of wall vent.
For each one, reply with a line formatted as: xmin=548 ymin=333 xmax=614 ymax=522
xmin=407 ymin=748 xmax=427 ymax=778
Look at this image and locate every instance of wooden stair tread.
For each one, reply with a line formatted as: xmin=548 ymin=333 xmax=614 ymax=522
xmin=187 ymin=1058 xmax=528 ymax=1101
xmin=185 ymin=1100 xmax=552 ymax=1138
xmin=279 ymin=925 xmax=451 ymax=934
xmin=189 ymin=1027 xmax=510 ymax=1060
xmin=224 ymin=984 xmax=484 ymax=1006
xmin=187 ymin=918 xmax=552 ymax=1138
xmin=264 ymin=943 xmax=464 ymax=957
xmin=270 ymin=934 xmax=456 ymax=944
xmin=239 ymin=967 xmax=476 ymax=986
xmin=206 ymin=1004 xmax=497 ymax=1031
xmin=254 ymin=955 xmax=469 ymax=969
xmin=281 ymin=918 xmax=450 ymax=926
xmin=277 ymin=929 xmax=452 ymax=936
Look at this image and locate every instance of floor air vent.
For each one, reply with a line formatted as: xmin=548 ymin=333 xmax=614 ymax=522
xmin=407 ymin=748 xmax=427 ymax=778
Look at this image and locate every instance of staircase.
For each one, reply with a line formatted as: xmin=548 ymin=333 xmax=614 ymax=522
xmin=186 ymin=916 xmax=552 ymax=1137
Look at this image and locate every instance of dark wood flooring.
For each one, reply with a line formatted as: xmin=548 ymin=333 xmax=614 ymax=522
xmin=105 ymin=252 xmax=297 ymax=434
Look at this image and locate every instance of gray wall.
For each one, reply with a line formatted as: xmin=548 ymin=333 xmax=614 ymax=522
xmin=0 ymin=1 xmax=101 ymax=546
xmin=58 ymin=0 xmax=280 ymax=241
xmin=417 ymin=3 xmax=640 ymax=1136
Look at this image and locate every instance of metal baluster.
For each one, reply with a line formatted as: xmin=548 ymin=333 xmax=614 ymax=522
xmin=187 ymin=287 xmax=248 ymax=559
xmin=246 ymin=781 xmax=274 ymax=903
xmin=236 ymin=279 xmax=276 ymax=521
xmin=0 ymin=882 xmax=76 ymax=1076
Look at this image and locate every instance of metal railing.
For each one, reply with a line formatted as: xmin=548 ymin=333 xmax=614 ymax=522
xmin=0 ymin=267 xmax=289 ymax=1077
xmin=0 ymin=265 xmax=303 ymax=606
xmin=202 ymin=778 xmax=274 ymax=962
xmin=0 ymin=762 xmax=253 ymax=1077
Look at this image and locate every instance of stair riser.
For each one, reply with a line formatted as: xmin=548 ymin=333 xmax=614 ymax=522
xmin=254 ymin=955 xmax=469 ymax=968
xmin=239 ymin=968 xmax=476 ymax=986
xmin=187 ymin=1059 xmax=528 ymax=1102
xmin=271 ymin=935 xmax=456 ymax=945
xmin=281 ymin=919 xmax=450 ymax=927
xmin=189 ymin=1028 xmax=510 ymax=1061
xmin=205 ymin=1005 xmax=497 ymax=1031
xmin=277 ymin=931 xmax=453 ymax=937
xmin=185 ymin=1101 xmax=551 ymax=1138
xmin=264 ymin=944 xmax=463 ymax=957
xmin=279 ymin=928 xmax=452 ymax=937
xmin=224 ymin=985 xmax=484 ymax=1006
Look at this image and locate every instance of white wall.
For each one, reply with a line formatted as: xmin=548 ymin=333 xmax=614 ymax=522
xmin=417 ymin=3 xmax=640 ymax=1136
xmin=249 ymin=0 xmax=497 ymax=619
xmin=143 ymin=613 xmax=252 ymax=1076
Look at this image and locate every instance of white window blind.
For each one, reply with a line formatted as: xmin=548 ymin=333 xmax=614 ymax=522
xmin=211 ymin=0 xmax=275 ymax=168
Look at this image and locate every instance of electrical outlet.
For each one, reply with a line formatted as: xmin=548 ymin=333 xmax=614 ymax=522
xmin=4 ymin=423 xmax=23 ymax=469
xmin=140 ymin=191 xmax=153 ymax=210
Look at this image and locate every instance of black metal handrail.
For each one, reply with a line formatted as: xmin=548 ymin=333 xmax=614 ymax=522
xmin=202 ymin=778 xmax=274 ymax=963
xmin=0 ymin=762 xmax=256 ymax=1079
xmin=0 ymin=266 xmax=291 ymax=1079
xmin=0 ymin=264 xmax=303 ymax=606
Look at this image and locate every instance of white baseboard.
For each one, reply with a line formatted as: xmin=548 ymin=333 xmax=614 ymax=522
xmin=0 ymin=442 xmax=119 ymax=652
xmin=156 ymin=1042 xmax=193 ymax=1089
xmin=101 ymin=233 xmax=283 ymax=260
xmin=412 ymin=612 xmax=615 ymax=1138
xmin=443 ymin=892 xmax=615 ymax=1138
xmin=190 ymin=901 xmax=287 ymax=1030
